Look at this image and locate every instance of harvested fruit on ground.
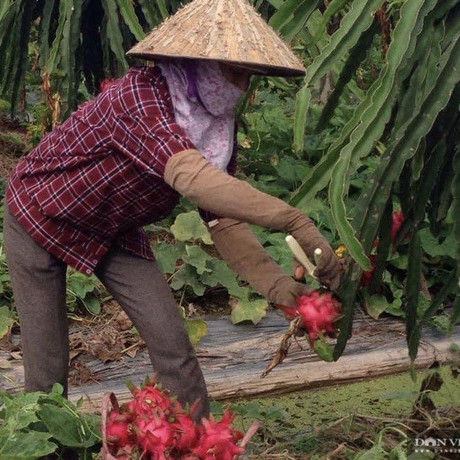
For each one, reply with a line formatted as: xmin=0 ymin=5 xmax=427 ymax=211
xmin=102 ymin=378 xmax=259 ymax=459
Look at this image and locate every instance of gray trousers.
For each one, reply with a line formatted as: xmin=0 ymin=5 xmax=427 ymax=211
xmin=3 ymin=206 xmax=209 ymax=419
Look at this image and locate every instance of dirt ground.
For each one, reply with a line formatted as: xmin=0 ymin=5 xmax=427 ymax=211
xmin=0 ymin=116 xmax=28 ymax=181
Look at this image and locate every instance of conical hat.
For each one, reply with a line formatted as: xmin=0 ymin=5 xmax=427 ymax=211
xmin=127 ymin=0 xmax=306 ymax=77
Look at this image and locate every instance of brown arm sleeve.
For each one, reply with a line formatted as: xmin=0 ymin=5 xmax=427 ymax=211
xmin=209 ymin=217 xmax=311 ymax=306
xmin=165 ymin=149 xmax=342 ymax=290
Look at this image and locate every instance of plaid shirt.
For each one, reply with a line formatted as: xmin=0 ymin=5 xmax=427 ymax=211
xmin=6 ymin=67 xmax=196 ymax=275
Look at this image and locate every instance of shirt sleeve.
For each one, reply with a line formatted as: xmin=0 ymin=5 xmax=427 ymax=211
xmin=111 ymin=68 xmax=196 ymax=179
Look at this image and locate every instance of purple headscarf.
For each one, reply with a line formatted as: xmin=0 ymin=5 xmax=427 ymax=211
xmin=158 ymin=60 xmax=244 ymax=171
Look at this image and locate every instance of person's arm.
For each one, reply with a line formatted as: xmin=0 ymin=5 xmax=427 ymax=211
xmin=209 ymin=217 xmax=312 ymax=306
xmin=165 ymin=149 xmax=342 ymax=290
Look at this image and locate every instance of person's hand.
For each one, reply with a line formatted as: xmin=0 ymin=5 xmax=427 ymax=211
xmin=294 ymin=256 xmax=346 ymax=291
xmin=312 ymin=244 xmax=343 ymax=290
xmin=271 ymin=276 xmax=314 ymax=310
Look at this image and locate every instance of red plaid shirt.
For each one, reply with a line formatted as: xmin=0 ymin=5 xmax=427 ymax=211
xmin=6 ymin=67 xmax=196 ymax=275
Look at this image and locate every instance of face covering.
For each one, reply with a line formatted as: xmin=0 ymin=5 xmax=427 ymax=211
xmin=158 ymin=59 xmax=244 ymax=171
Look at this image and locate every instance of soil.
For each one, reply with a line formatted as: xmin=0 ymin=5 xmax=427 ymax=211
xmin=0 ymin=116 xmax=28 ymax=181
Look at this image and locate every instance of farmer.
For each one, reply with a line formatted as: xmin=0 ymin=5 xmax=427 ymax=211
xmin=4 ymin=0 xmax=342 ymax=420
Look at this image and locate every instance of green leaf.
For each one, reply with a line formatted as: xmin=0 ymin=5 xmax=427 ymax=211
xmin=0 ymin=306 xmax=13 ymax=339
xmin=354 ymin=443 xmax=387 ymax=460
xmin=293 ymin=86 xmax=311 ymax=153
xmin=315 ymin=0 xmax=353 ymax=39
xmin=38 ymin=403 xmax=98 ymax=448
xmin=81 ymin=296 xmax=101 ymax=315
xmin=329 ymin=0 xmax=441 ymax=268
xmin=333 ymin=267 xmax=360 ymax=359
xmin=269 ymin=0 xmax=319 ymax=41
xmin=170 ymin=265 xmax=206 ymax=296
xmin=275 ymin=156 xmax=310 ymax=185
xmin=355 ymin=9 xmax=460 ymax=257
xmin=38 ymin=0 xmax=57 ymax=68
xmin=390 ymin=255 xmax=408 ymax=270
xmin=101 ymin=0 xmax=128 ymax=73
xmin=137 ymin=0 xmax=161 ymax=28
xmin=183 ymin=245 xmax=213 ymax=275
xmin=419 ymin=228 xmax=456 ymax=258
xmin=184 ymin=318 xmax=208 ymax=347
xmin=200 ymin=259 xmax=246 ymax=298
xmin=170 ymin=211 xmax=213 ymax=245
xmin=0 ymin=430 xmax=57 ymax=458
xmin=179 ymin=307 xmax=208 ymax=346
xmin=115 ymin=0 xmax=145 ymax=41
xmin=66 ymin=272 xmax=99 ymax=300
xmin=153 ymin=241 xmax=185 ymax=274
xmin=266 ymin=244 xmax=295 ymax=274
xmin=231 ymin=297 xmax=268 ymax=325
xmin=313 ymin=337 xmax=335 ymax=362
xmin=317 ymin=20 xmax=378 ymax=129
xmin=3 ymin=392 xmax=41 ymax=431
xmin=156 ymin=0 xmax=169 ymax=20
xmin=305 ymin=0 xmax=383 ymax=86
xmin=384 ymin=288 xmax=405 ymax=318
xmin=365 ymin=294 xmax=391 ymax=320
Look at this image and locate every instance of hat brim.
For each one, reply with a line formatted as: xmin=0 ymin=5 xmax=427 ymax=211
xmin=126 ymin=52 xmax=306 ymax=77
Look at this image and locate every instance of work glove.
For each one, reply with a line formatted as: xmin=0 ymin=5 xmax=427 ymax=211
xmin=165 ymin=149 xmax=343 ymax=290
xmin=208 ymin=217 xmax=313 ymax=306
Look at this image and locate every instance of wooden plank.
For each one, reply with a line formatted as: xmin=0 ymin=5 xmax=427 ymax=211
xmin=1 ymin=311 xmax=459 ymax=413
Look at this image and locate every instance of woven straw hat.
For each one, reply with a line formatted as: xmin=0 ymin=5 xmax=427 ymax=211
xmin=127 ymin=0 xmax=306 ymax=77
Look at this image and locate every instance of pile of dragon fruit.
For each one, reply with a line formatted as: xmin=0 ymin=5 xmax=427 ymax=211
xmin=103 ymin=380 xmax=246 ymax=459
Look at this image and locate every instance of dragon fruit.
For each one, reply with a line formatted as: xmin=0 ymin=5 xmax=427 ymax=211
xmin=173 ymin=412 xmax=200 ymax=452
xmin=103 ymin=379 xmax=254 ymax=459
xmin=190 ymin=410 xmax=244 ymax=460
xmin=278 ymin=292 xmax=342 ymax=346
xmin=106 ymin=411 xmax=134 ymax=447
xmin=360 ymin=254 xmax=377 ymax=287
xmin=127 ymin=384 xmax=176 ymax=419
xmin=100 ymin=78 xmax=117 ymax=92
xmin=134 ymin=416 xmax=175 ymax=458
xmin=391 ymin=211 xmax=405 ymax=242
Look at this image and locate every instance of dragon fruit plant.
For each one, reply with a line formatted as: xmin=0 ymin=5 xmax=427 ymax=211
xmin=102 ymin=378 xmax=257 ymax=460
xmin=360 ymin=211 xmax=406 ymax=287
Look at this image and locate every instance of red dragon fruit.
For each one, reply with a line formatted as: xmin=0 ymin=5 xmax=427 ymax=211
xmin=100 ymin=78 xmax=117 ymax=93
xmin=102 ymin=379 xmax=257 ymax=459
xmin=191 ymin=409 xmax=244 ymax=460
xmin=134 ymin=416 xmax=175 ymax=458
xmin=278 ymin=292 xmax=342 ymax=346
xmin=173 ymin=412 xmax=200 ymax=452
xmin=391 ymin=211 xmax=405 ymax=242
xmin=127 ymin=384 xmax=176 ymax=419
xmin=105 ymin=411 xmax=134 ymax=447
xmin=360 ymin=254 xmax=377 ymax=287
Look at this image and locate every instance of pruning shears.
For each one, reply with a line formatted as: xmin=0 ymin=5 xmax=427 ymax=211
xmin=285 ymin=235 xmax=322 ymax=279
xmin=285 ymin=235 xmax=331 ymax=292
